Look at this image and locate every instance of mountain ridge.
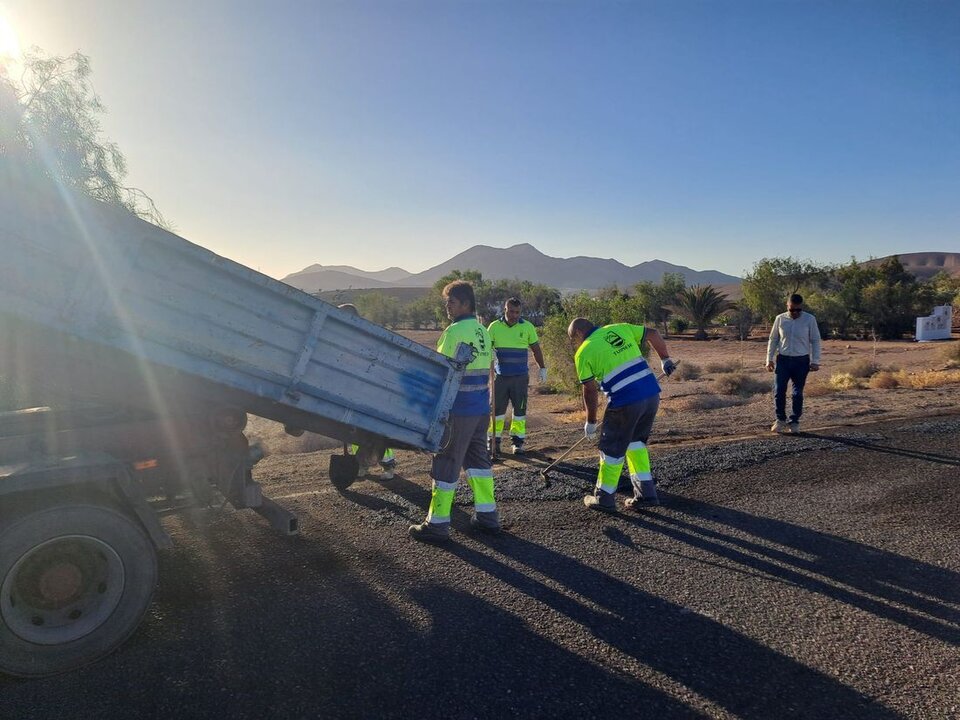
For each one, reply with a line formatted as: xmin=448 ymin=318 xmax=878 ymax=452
xmin=281 ymin=243 xmax=740 ymax=292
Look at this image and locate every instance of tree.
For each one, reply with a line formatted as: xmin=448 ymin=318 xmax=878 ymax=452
xmin=673 ymin=285 xmax=730 ymax=340
xmin=742 ymin=258 xmax=828 ymax=321
xmin=634 ymin=273 xmax=685 ymax=336
xmin=1 ymin=48 xmax=166 ymax=226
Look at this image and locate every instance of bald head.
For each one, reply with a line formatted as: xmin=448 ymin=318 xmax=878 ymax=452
xmin=567 ymin=317 xmax=596 ymax=348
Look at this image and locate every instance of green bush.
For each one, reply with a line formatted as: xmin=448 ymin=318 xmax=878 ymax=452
xmin=668 ymin=317 xmax=689 ymax=335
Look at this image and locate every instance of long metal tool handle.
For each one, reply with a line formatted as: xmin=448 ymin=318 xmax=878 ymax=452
xmin=540 ymin=433 xmax=590 ymax=475
xmin=540 ymin=361 xmax=678 ymax=477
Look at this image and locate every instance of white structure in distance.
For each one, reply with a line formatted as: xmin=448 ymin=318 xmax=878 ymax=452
xmin=915 ymin=305 xmax=953 ymax=342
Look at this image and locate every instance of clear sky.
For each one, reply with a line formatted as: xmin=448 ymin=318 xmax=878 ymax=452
xmin=2 ymin=0 xmax=958 ymax=280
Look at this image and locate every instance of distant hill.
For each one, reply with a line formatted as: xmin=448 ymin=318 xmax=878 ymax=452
xmin=282 ymin=243 xmax=740 ymax=292
xmin=282 ymin=269 xmax=398 ymax=293
xmin=861 ymin=252 xmax=960 ymax=280
xmin=397 ymin=243 xmax=740 ymax=289
xmin=282 ymin=264 xmax=412 ymax=292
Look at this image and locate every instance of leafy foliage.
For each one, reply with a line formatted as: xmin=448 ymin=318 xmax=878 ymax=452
xmin=1 ymin=49 xmax=166 ymax=226
xmin=672 ymin=285 xmax=731 ymax=340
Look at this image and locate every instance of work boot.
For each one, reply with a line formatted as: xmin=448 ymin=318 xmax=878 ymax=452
xmin=626 ymin=480 xmax=660 ymax=509
xmin=470 ymin=510 xmax=502 ymax=534
xmin=583 ymin=492 xmax=617 ymax=512
xmin=788 ymin=420 xmax=800 ymax=434
xmin=409 ymin=521 xmax=450 ymax=543
xmin=511 ymin=444 xmax=524 ymax=456
xmin=380 ymin=467 xmax=395 ymax=480
xmin=771 ymin=419 xmax=788 ymax=434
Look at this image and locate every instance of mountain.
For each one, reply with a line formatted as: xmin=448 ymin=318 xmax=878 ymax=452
xmin=281 ymin=243 xmax=741 ymax=292
xmin=282 ymin=269 xmax=397 ymax=292
xmin=397 ymin=243 xmax=741 ymax=289
xmin=861 ymin=252 xmax=960 ymax=280
xmin=282 ymin=264 xmax=413 ymax=292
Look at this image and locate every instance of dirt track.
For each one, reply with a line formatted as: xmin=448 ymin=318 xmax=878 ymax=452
xmin=4 ymin=412 xmax=959 ymax=719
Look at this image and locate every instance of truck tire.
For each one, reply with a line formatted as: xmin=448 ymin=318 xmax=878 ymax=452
xmin=0 ymin=503 xmax=158 ymax=677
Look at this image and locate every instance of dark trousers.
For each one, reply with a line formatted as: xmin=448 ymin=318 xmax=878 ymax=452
xmin=774 ymin=354 xmax=810 ymax=422
xmin=598 ymin=394 xmax=660 ymax=458
xmin=431 ymin=414 xmax=490 ymax=484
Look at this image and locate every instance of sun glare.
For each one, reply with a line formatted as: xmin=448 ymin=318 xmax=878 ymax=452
xmin=0 ymin=12 xmax=22 ymax=68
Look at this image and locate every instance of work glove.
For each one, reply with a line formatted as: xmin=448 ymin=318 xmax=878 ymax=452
xmin=539 ymin=367 xmax=548 ymax=383
xmin=661 ymin=358 xmax=677 ymax=377
xmin=583 ymin=422 xmax=598 ymax=439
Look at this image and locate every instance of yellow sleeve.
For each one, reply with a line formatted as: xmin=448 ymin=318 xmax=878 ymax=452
xmin=437 ymin=327 xmax=457 ymax=359
xmin=528 ymin=322 xmax=539 ymax=345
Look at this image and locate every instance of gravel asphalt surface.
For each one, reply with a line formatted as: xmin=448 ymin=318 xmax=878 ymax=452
xmin=3 ymin=415 xmax=959 ymax=719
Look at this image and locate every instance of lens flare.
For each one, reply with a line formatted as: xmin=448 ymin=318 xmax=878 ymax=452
xmin=0 ymin=12 xmax=22 ymax=68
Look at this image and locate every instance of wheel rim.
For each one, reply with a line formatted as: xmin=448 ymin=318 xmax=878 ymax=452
xmin=1 ymin=535 xmax=125 ymax=646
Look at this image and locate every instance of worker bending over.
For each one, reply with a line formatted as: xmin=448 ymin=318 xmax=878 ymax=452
xmin=567 ymin=318 xmax=676 ymax=511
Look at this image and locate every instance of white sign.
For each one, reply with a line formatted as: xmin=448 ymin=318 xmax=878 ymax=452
xmin=916 ymin=305 xmax=953 ymax=342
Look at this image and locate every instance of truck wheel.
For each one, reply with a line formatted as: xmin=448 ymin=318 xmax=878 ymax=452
xmin=0 ymin=503 xmax=158 ymax=677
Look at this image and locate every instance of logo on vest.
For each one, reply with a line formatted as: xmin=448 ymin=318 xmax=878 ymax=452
xmin=604 ymin=331 xmax=624 ymax=348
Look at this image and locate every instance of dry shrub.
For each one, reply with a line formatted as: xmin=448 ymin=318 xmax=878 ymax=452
xmin=893 ymin=369 xmax=960 ymax=389
xmin=712 ymin=372 xmax=769 ymax=397
xmin=672 ymin=362 xmax=702 ymax=381
xmin=940 ymin=341 xmax=960 ymax=368
xmin=829 ymin=372 xmax=860 ymax=390
xmin=705 ymin=361 xmax=739 ymax=373
xmin=804 ymin=381 xmax=838 ymax=397
xmin=671 ymin=394 xmax=742 ymax=412
xmin=840 ymin=358 xmax=879 ymax=379
xmin=868 ymin=371 xmax=900 ymax=389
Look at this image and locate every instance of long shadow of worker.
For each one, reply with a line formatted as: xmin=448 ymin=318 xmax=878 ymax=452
xmin=627 ymin=494 xmax=960 ymax=644
xmin=797 ymin=431 xmax=960 ymax=466
xmin=4 ymin=515 xmax=694 ymax=720
xmin=440 ymin=533 xmax=898 ymax=720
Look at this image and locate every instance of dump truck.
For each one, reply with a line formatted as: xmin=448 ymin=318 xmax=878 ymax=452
xmin=0 ymin=168 xmax=469 ymax=677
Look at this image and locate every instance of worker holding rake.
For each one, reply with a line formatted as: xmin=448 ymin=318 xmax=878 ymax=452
xmin=567 ymin=318 xmax=676 ymax=511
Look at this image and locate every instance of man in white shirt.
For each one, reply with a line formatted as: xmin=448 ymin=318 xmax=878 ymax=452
xmin=766 ymin=294 xmax=822 ymax=434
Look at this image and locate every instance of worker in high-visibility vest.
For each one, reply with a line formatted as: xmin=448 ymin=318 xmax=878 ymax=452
xmin=410 ymin=281 xmax=500 ymax=542
xmin=339 ymin=303 xmax=397 ymax=480
xmin=567 ymin=317 xmax=677 ymax=511
xmin=487 ymin=297 xmax=547 ymax=455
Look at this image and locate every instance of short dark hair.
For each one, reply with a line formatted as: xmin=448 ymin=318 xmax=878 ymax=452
xmin=443 ymin=280 xmax=476 ymax=313
xmin=505 ymin=297 xmax=521 ymax=309
xmin=789 ymin=293 xmax=804 ymax=305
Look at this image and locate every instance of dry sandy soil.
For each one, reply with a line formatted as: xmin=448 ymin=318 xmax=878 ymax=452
xmin=248 ymin=332 xmax=960 ymax=462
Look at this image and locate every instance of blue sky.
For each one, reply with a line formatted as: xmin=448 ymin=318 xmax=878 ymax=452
xmin=3 ymin=0 xmax=958 ymax=279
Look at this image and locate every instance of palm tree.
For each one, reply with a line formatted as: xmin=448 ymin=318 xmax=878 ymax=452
xmin=673 ymin=285 xmax=731 ymax=340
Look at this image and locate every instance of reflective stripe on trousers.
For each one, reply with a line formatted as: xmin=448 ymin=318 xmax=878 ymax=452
xmin=488 ymin=414 xmax=506 ymax=437
xmin=466 ymin=468 xmax=496 ymax=512
xmin=625 ymin=440 xmax=651 ymax=494
xmin=426 ymin=479 xmax=459 ymax=525
xmin=596 ymin=450 xmax=624 ymax=495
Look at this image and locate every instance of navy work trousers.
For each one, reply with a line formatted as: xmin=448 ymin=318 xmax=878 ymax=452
xmin=774 ymin=353 xmax=810 ymax=423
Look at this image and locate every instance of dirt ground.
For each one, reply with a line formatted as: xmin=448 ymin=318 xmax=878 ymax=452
xmin=248 ymin=333 xmax=960 ymax=461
